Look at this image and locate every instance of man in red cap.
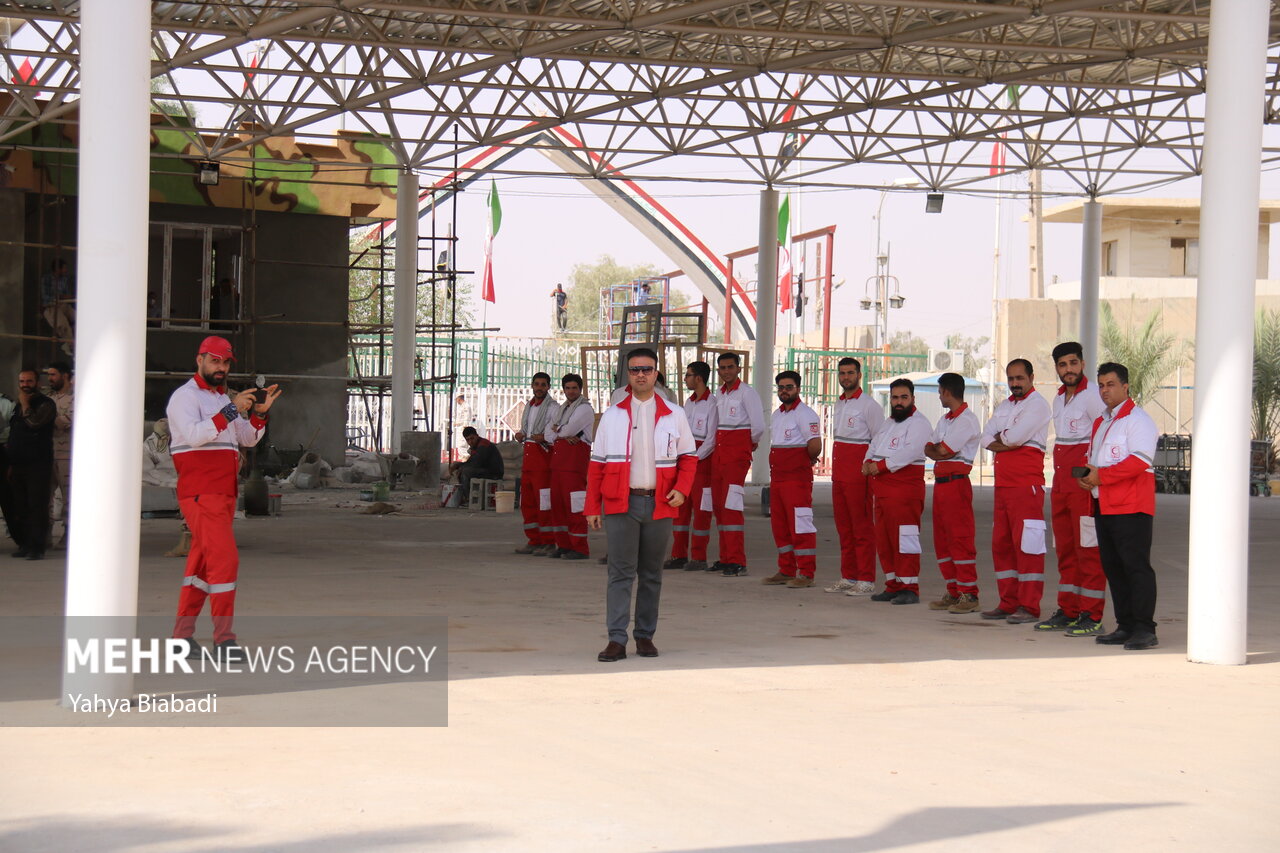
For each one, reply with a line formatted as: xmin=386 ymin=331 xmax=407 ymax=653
xmin=167 ymin=336 xmax=280 ymax=661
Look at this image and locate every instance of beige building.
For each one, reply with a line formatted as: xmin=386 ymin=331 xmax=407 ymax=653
xmin=997 ymin=198 xmax=1280 ymax=434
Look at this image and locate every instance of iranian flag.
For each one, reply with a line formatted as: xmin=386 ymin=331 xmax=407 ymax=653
xmin=481 ymin=179 xmax=501 ymax=304
xmin=989 ymin=85 xmax=1020 ymax=176
xmin=777 ymin=194 xmax=793 ymax=312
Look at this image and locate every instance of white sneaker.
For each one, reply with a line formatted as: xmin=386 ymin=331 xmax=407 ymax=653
xmin=823 ymin=579 xmax=859 ymax=593
xmin=845 ymin=581 xmax=876 ymax=597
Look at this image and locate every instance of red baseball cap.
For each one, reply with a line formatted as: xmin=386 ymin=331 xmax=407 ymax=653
xmin=197 ymin=336 xmax=235 ymax=361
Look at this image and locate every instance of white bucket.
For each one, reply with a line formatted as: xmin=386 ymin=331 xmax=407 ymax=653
xmin=441 ymin=484 xmax=462 ymax=507
xmin=493 ymin=490 xmax=516 ymax=513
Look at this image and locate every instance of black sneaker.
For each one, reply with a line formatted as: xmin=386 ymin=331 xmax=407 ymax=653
xmin=870 ymin=589 xmax=897 ymax=602
xmin=663 ymin=558 xmax=688 ymax=570
xmin=559 ymin=550 xmax=587 ymax=561
xmin=684 ymin=560 xmax=708 ymax=572
xmin=175 ymin=637 xmax=205 ymax=660
xmin=890 ymin=591 xmax=920 ymax=605
xmin=707 ymin=561 xmax=728 ymax=573
xmin=214 ymin=639 xmax=247 ymax=663
xmin=1064 ymin=615 xmax=1103 ymax=637
xmin=721 ymin=563 xmax=748 ymax=577
xmin=1034 ymin=609 xmax=1075 ymax=632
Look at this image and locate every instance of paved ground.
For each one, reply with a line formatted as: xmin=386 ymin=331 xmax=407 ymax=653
xmin=1 ymin=485 xmax=1277 ymax=851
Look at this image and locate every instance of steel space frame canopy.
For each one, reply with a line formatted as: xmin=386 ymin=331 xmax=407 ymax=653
xmin=1 ymin=1 xmax=1278 ymax=195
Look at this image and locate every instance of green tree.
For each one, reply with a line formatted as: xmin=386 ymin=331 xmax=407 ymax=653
xmin=560 ymin=255 xmax=663 ymax=338
xmin=1099 ymin=300 xmax=1191 ymax=406
xmin=348 ymin=233 xmax=474 ymax=330
xmin=887 ymin=329 xmax=928 ymax=355
xmin=945 ymin=333 xmax=992 ymax=377
xmin=1253 ymin=307 xmax=1280 ymax=443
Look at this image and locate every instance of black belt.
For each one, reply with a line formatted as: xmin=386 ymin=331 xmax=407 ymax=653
xmin=934 ymin=474 xmax=969 ymax=484
xmin=629 ymin=488 xmax=656 ymax=496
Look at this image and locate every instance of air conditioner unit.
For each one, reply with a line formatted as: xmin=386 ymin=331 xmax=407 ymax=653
xmin=928 ymin=348 xmax=965 ymax=373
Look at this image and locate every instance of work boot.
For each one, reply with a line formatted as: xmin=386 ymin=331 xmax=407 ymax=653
xmin=513 ymin=544 xmax=538 ymax=555
xmin=928 ymin=594 xmax=960 ymax=611
xmin=532 ymin=544 xmax=556 ymax=557
xmin=947 ymin=594 xmax=981 ymax=614
xmin=762 ymin=572 xmax=790 ymax=585
xmin=785 ymin=576 xmax=815 ymax=589
xmin=663 ymin=558 xmax=688 ymax=570
xmin=683 ymin=560 xmax=708 ymax=572
xmin=1006 ymin=607 xmax=1039 ymax=624
xmin=1034 ymin=609 xmax=1075 ymax=632
xmin=981 ymin=607 xmax=1013 ymax=620
xmin=165 ymin=528 xmax=192 ymax=558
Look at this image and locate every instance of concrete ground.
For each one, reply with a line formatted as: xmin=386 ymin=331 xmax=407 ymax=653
xmin=1 ymin=485 xmax=1277 ymax=852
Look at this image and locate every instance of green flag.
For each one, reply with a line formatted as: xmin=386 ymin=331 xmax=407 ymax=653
xmin=487 ymin=179 xmax=502 ymax=236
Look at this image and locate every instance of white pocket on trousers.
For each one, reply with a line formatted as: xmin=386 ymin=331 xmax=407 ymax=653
xmin=794 ymin=507 xmax=817 ymax=535
xmin=725 ymin=484 xmax=745 ymax=512
xmin=898 ymin=524 xmax=922 ymax=554
xmin=1020 ymin=519 xmax=1047 ymax=555
xmin=570 ymin=490 xmax=586 ymax=514
xmin=1079 ymin=515 xmax=1098 ymax=549
xmin=539 ymin=488 xmax=552 ymax=511
xmin=700 ymin=487 xmax=714 ymax=512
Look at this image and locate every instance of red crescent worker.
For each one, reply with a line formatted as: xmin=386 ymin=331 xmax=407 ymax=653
xmin=708 ymin=352 xmax=764 ymax=577
xmin=546 ymin=372 xmax=595 ymax=560
xmin=825 ymin=356 xmax=884 ymax=596
xmin=980 ymin=358 xmax=1052 ymax=624
xmin=760 ymin=370 xmax=823 ymax=589
xmin=513 ymin=372 xmax=561 ymax=556
xmin=1038 ymin=341 xmax=1108 ymax=636
xmin=923 ymin=372 xmax=983 ymax=613
xmin=168 ymin=336 xmax=281 ymax=661
xmin=665 ymin=361 xmax=718 ymax=571
xmin=865 ymin=378 xmax=933 ymax=605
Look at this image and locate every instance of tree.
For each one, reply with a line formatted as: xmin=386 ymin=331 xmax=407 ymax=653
xmin=887 ymin=329 xmax=929 ymax=355
xmin=1099 ymin=300 xmax=1191 ymax=406
xmin=1253 ymin=307 xmax=1280 ymax=442
xmin=946 ymin=333 xmax=992 ymax=377
xmin=348 ymin=232 xmax=475 ymax=330
xmin=560 ymin=255 xmax=663 ymax=338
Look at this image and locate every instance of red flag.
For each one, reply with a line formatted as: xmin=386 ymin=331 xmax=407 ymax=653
xmin=989 ymin=132 xmax=1007 ymax=176
xmin=11 ymin=58 xmax=38 ymax=87
xmin=480 ymin=234 xmax=495 ymax=304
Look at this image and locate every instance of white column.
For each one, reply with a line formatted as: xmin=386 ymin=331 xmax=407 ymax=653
xmin=1187 ymin=0 xmax=1269 ymax=666
xmin=61 ymin=0 xmax=151 ymax=706
xmin=1079 ymin=198 xmax=1102 ymax=369
xmin=751 ymin=188 xmax=778 ymax=485
xmin=391 ymin=167 xmax=419 ymax=451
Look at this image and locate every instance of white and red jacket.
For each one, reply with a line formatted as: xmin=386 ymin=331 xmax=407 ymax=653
xmin=981 ymin=389 xmax=1051 ymax=486
xmin=930 ymin=403 xmax=982 ymax=476
xmin=1052 ymin=378 xmax=1106 ymax=489
xmin=868 ymin=409 xmax=932 ymax=500
xmin=714 ymin=378 xmax=765 ymax=458
xmin=167 ymin=374 xmax=267 ymax=499
xmin=586 ymin=393 xmax=697 ymax=518
xmin=1089 ymin=398 xmax=1158 ymax=516
xmin=832 ymin=387 xmax=884 ymax=481
xmin=684 ymin=388 xmax=719 ymax=460
xmin=769 ymin=398 xmax=821 ymax=482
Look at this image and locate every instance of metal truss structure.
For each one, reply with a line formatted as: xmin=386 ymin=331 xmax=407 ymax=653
xmin=1 ymin=1 xmax=1279 ymax=196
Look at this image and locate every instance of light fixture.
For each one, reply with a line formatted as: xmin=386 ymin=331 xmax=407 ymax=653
xmin=198 ymin=161 xmax=220 ymax=186
xmin=925 ymin=193 xmax=945 ymax=213
xmin=889 ymin=294 xmax=905 ymax=309
xmin=860 ymin=297 xmax=872 ymax=311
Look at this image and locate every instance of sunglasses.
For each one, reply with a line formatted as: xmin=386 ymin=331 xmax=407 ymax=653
xmin=627 ymin=365 xmax=656 ymax=375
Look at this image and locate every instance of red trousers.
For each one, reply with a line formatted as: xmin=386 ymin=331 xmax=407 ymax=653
xmin=520 ymin=448 xmax=554 ymax=546
xmin=770 ymin=478 xmax=816 ymax=577
xmin=550 ymin=441 xmax=591 ymax=555
xmin=872 ymin=494 xmax=923 ymax=593
xmin=991 ymin=485 xmax=1047 ymax=616
xmin=712 ymin=449 xmax=751 ymax=566
xmin=832 ymin=475 xmax=874 ymax=581
xmin=1051 ymin=485 xmax=1107 ymax=619
xmin=173 ymin=494 xmax=239 ymax=644
xmin=672 ymin=455 xmax=713 ymax=561
xmin=932 ymin=477 xmax=978 ymax=597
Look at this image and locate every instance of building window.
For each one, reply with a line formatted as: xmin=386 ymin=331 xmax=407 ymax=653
xmin=147 ymin=222 xmax=244 ymax=330
xmin=1102 ymin=240 xmax=1118 ymax=276
xmin=1170 ymin=237 xmax=1200 ymax=277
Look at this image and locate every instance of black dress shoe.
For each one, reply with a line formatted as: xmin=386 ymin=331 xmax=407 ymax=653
xmin=26 ymin=550 xmax=45 ymax=561
xmin=721 ymin=563 xmax=748 ymax=577
xmin=1095 ymin=628 xmax=1132 ymax=645
xmin=1123 ymin=631 xmax=1159 ymax=651
xmin=663 ymin=558 xmax=687 ymax=570
xmin=870 ymin=589 xmax=897 ymax=602
xmin=597 ymin=641 xmax=627 ymax=662
xmin=11 ymin=548 xmax=29 ymax=559
xmin=890 ymin=591 xmax=920 ymax=605
xmin=215 ymin=639 xmax=246 ymax=663
xmin=707 ymin=561 xmax=728 ymax=572
xmin=175 ymin=637 xmax=205 ymax=660
xmin=635 ymin=637 xmax=659 ymax=657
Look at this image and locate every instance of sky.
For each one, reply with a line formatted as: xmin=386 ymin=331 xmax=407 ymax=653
xmin=434 ymin=147 xmax=1280 ymax=356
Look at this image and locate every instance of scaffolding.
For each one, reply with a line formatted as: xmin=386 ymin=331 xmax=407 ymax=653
xmin=600 ymin=276 xmax=670 ymax=342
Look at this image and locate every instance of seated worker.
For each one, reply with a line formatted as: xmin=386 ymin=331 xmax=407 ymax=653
xmin=449 ymin=427 xmax=505 ymax=496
